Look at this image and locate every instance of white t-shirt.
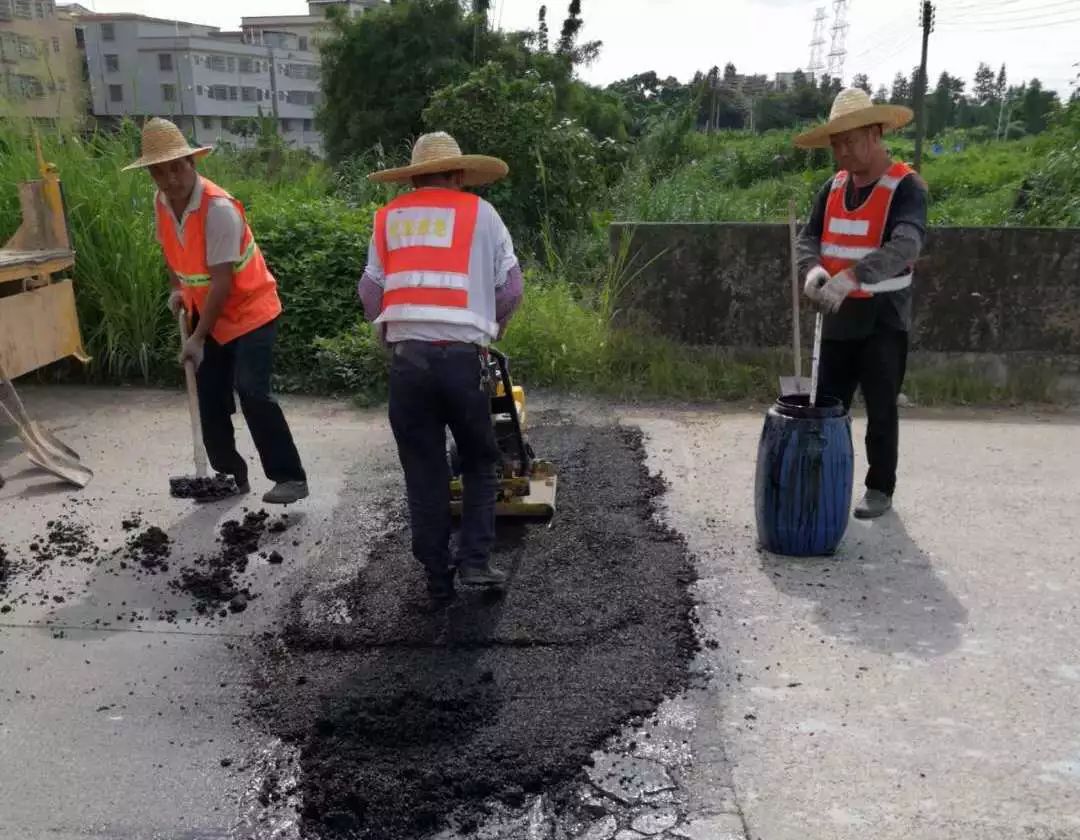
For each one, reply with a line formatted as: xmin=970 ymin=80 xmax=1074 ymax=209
xmin=363 ymin=190 xmax=518 ymax=345
xmin=155 ymin=176 xmax=244 ymax=267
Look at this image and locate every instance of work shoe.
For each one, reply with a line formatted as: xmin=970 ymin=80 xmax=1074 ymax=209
xmin=263 ymin=480 xmax=309 ymax=505
xmin=854 ymin=490 xmax=892 ymax=519
xmin=457 ymin=563 xmax=507 ymax=587
xmin=426 ymin=572 xmax=456 ymax=605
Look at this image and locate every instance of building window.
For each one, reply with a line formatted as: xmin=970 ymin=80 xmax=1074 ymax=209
xmin=196 ymin=84 xmax=203 ymax=95
xmin=286 ymin=90 xmax=316 ymax=106
xmin=105 ymin=54 xmax=119 ymax=72
xmin=227 ymin=56 xmax=235 ymax=72
xmin=298 ymin=36 xmax=308 ymax=51
xmin=17 ymin=35 xmax=36 ymax=58
xmin=13 ymin=0 xmax=30 ymax=18
xmin=303 ymin=119 xmax=312 ymax=132
xmin=161 ymin=83 xmax=176 ymax=102
xmin=159 ymin=53 xmax=173 ymax=72
xmin=101 ymin=22 xmax=115 ymax=41
xmin=256 ymin=88 xmax=263 ymax=102
xmin=109 ymin=83 xmax=122 ymax=102
xmin=207 ymin=54 xmax=226 ymax=72
xmin=13 ymin=74 xmax=44 ymax=99
xmin=241 ymin=86 xmax=255 ymax=102
xmin=281 ymin=118 xmax=292 ymax=131
xmin=238 ymin=57 xmax=253 ymax=73
xmin=209 ymin=84 xmax=227 ymax=100
xmin=51 ymin=36 xmax=60 ymax=53
xmin=228 ymin=85 xmax=238 ymax=100
xmin=75 ymin=28 xmax=85 ymax=48
xmin=201 ymin=116 xmax=214 ymax=130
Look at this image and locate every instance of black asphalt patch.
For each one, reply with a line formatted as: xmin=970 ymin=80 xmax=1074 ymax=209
xmin=249 ymin=422 xmax=698 ymax=839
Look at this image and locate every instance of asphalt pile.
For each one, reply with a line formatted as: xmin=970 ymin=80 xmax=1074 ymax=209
xmin=169 ymin=509 xmax=274 ymax=616
xmin=251 ymin=422 xmax=698 ymax=839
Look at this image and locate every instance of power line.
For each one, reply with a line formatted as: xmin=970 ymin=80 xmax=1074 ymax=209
xmin=939 ymin=0 xmax=1080 ymax=24
xmin=939 ymin=14 xmax=1080 ymax=32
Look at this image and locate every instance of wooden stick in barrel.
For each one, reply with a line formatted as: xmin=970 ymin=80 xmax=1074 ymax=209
xmin=788 ymin=199 xmax=802 ymax=383
xmin=809 ymin=312 xmax=823 ymax=407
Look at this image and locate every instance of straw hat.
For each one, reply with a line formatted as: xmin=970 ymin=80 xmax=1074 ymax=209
xmin=368 ymin=132 xmax=508 ymax=186
xmin=793 ymin=88 xmax=914 ymax=149
xmin=122 ymin=117 xmax=212 ymax=171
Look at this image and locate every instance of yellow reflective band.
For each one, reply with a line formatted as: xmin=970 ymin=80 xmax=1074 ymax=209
xmin=234 ymin=239 xmax=257 ymax=272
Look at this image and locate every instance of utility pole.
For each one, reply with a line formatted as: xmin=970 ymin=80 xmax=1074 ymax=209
xmin=912 ymin=0 xmax=934 ymax=172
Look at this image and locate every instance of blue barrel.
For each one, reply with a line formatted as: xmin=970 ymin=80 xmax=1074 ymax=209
xmin=754 ymin=394 xmax=854 ymax=557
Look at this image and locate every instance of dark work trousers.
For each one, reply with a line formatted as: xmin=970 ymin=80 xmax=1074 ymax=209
xmin=817 ymin=328 xmax=909 ymax=497
xmin=387 ymin=341 xmax=500 ymax=582
xmin=194 ymin=315 xmax=306 ymax=486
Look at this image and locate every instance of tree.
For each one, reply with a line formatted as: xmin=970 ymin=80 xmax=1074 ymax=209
xmin=852 ymin=73 xmax=871 ymax=94
xmin=889 ymin=73 xmax=911 ymax=105
xmin=557 ymin=0 xmax=583 ymax=54
xmin=973 ymin=62 xmax=997 ymax=106
xmin=537 ymin=4 xmax=549 ymax=52
xmin=317 ymin=0 xmax=489 ymax=160
xmin=928 ymin=71 xmax=965 ymax=137
xmin=872 ymin=85 xmax=888 ymax=105
xmin=1022 ymin=78 xmax=1060 ymax=134
xmin=996 ymin=64 xmax=1008 ymax=100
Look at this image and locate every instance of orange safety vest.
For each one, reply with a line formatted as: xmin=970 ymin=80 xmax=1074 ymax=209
xmin=819 ymin=161 xmax=916 ymax=300
xmin=372 ymin=188 xmax=499 ymax=339
xmin=156 ymin=177 xmax=282 ymax=345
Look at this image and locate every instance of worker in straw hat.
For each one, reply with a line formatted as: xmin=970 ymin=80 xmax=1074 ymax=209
xmin=357 ymin=132 xmax=524 ymax=605
xmin=123 ymin=117 xmax=309 ymax=505
xmin=794 ymin=88 xmax=928 ymax=520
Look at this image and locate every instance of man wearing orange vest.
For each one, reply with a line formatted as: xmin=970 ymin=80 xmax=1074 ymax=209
xmin=795 ymin=89 xmax=928 ymax=519
xmin=358 ymin=133 xmax=523 ymax=605
xmin=124 ymin=118 xmax=309 ymax=505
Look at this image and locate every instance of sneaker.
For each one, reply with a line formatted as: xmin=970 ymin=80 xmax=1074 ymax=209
xmin=457 ymin=563 xmax=507 ymax=587
xmin=854 ymin=489 xmax=892 ymax=519
xmin=263 ymin=480 xmax=309 ymax=505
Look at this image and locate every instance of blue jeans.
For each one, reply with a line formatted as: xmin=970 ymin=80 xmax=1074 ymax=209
xmin=388 ymin=341 xmax=499 ymax=581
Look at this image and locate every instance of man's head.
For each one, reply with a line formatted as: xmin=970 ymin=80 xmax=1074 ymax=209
xmin=148 ymin=155 xmax=198 ymax=205
xmin=829 ymin=123 xmax=885 ymax=175
xmin=411 ymin=170 xmax=466 ymax=190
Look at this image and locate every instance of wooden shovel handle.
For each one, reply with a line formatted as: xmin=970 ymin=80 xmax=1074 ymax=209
xmin=178 ymin=310 xmax=209 ymax=478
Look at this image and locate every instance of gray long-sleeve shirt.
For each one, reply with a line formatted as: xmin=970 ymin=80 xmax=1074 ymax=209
xmin=797 ymin=168 xmax=929 ymax=341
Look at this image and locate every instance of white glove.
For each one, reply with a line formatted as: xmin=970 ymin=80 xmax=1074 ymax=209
xmin=168 ymin=289 xmax=183 ymax=317
xmin=803 ymin=265 xmax=830 ymax=305
xmin=819 ymin=269 xmax=858 ymax=313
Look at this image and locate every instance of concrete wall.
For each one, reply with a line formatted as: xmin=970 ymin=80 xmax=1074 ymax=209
xmin=609 ymin=223 xmax=1080 ymax=356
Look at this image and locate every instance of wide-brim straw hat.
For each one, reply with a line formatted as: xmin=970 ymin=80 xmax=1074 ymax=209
xmin=368 ymin=132 xmax=508 ymax=187
xmin=793 ymin=88 xmax=914 ymax=149
xmin=122 ymin=117 xmax=213 ymax=171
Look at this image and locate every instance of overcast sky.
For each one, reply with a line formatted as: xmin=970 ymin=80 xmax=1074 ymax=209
xmin=73 ymin=0 xmax=1080 ymax=97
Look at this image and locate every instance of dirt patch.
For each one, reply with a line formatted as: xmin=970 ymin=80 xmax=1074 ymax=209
xmin=169 ymin=474 xmax=242 ymax=501
xmin=250 ymin=423 xmax=698 ymax=839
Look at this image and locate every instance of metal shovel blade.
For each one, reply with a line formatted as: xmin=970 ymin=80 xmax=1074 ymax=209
xmin=0 ymin=368 xmax=82 ymax=462
xmin=26 ymin=449 xmax=93 ymax=488
xmin=779 ymin=376 xmax=812 ymax=396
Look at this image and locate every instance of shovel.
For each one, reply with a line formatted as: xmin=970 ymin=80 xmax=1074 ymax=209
xmin=168 ymin=309 xmax=238 ymax=500
xmin=0 ymin=379 xmax=93 ymax=488
xmin=0 ymin=363 xmax=83 ymax=462
xmin=779 ymin=199 xmax=813 ymax=397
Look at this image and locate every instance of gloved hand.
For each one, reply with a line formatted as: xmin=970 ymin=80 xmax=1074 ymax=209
xmin=819 ymin=269 xmax=858 ymax=313
xmin=168 ymin=290 xmax=183 ymax=317
xmin=803 ymin=265 xmax=831 ymax=306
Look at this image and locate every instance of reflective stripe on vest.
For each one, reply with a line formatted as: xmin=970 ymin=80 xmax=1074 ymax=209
xmin=372 ymin=188 xmax=499 ymax=338
xmin=156 ymin=177 xmax=281 ymax=345
xmin=819 ymin=161 xmax=915 ymax=300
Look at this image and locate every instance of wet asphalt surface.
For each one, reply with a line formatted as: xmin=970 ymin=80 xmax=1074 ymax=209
xmin=248 ymin=421 xmax=698 ymax=839
xmin=0 ymin=397 xmax=698 ymax=840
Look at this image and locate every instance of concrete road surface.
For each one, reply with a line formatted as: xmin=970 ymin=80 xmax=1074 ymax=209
xmin=1 ymin=386 xmax=1077 ymax=840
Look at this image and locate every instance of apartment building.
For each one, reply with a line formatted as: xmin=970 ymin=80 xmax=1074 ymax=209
xmin=0 ymin=0 xmax=87 ymax=126
xmin=71 ymin=1 xmax=385 ymax=155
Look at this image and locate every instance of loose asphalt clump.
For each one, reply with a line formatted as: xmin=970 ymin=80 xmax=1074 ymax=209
xmin=169 ymin=509 xmax=272 ymax=615
xmin=124 ymin=526 xmax=172 ymax=573
xmin=250 ymin=422 xmax=699 ymax=840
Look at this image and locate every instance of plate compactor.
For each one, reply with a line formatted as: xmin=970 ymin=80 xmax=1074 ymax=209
xmin=448 ymin=348 xmax=557 ymax=519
